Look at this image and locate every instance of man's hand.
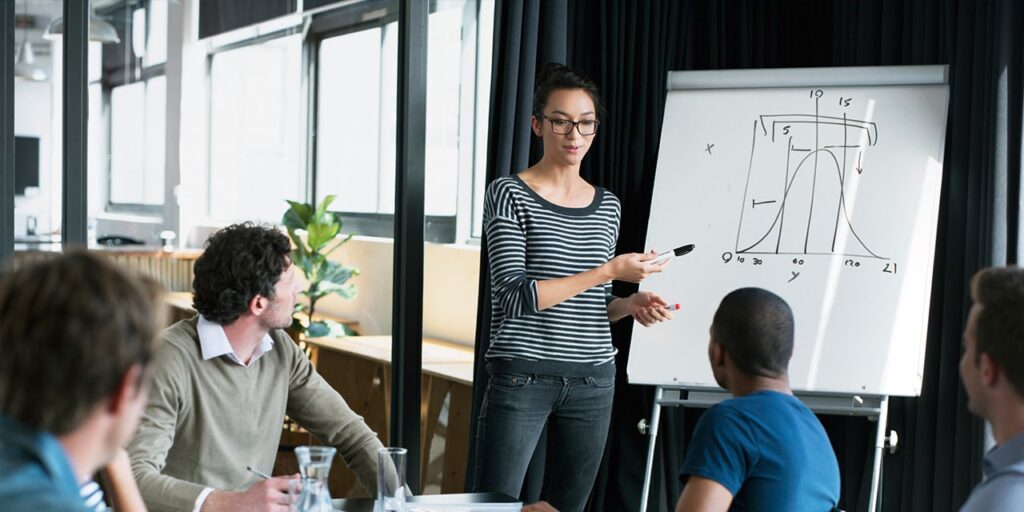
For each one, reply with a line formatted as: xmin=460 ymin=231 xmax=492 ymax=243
xmin=202 ymin=475 xmax=298 ymax=512
xmin=523 ymin=501 xmax=558 ymax=512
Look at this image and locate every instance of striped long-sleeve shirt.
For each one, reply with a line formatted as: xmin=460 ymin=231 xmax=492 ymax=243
xmin=483 ymin=175 xmax=620 ymax=378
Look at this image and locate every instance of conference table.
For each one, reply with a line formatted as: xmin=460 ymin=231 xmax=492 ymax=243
xmin=331 ymin=492 xmax=519 ymax=511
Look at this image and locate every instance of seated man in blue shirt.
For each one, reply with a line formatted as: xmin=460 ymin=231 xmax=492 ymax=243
xmin=959 ymin=266 xmax=1024 ymax=511
xmin=0 ymin=252 xmax=164 ymax=511
xmin=675 ymin=287 xmax=841 ymax=512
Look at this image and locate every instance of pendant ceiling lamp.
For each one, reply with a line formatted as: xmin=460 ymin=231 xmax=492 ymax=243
xmin=43 ymin=1 xmax=120 ymax=44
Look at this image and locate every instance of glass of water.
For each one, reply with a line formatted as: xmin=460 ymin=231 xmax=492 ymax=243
xmin=376 ymin=447 xmax=407 ymax=512
xmin=294 ymin=446 xmax=335 ymax=512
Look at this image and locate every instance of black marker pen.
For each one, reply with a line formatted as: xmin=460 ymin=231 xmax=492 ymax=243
xmin=650 ymin=244 xmax=695 ymax=265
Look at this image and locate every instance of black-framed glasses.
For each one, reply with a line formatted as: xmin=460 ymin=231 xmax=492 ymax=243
xmin=536 ymin=113 xmax=600 ymax=136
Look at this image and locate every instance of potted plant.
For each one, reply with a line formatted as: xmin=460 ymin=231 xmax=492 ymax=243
xmin=282 ymin=195 xmax=358 ymax=338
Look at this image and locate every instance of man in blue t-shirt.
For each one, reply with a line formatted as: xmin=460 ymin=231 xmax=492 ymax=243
xmin=675 ymin=287 xmax=840 ymax=512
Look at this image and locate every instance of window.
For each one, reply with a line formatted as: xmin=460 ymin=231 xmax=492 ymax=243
xmin=317 ymin=28 xmax=383 ymax=214
xmin=423 ymin=6 xmax=462 ymax=218
xmin=314 ymin=0 xmax=494 ymax=243
xmin=207 ymin=34 xmax=304 ymax=224
xmin=109 ymin=77 xmax=165 ymax=205
xmin=471 ymin=0 xmax=494 ymax=238
xmin=95 ymin=0 xmax=169 ymax=211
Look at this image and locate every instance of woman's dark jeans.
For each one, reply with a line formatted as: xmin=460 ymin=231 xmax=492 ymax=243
xmin=473 ymin=373 xmax=615 ymax=512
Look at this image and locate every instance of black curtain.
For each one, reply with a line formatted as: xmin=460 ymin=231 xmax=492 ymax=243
xmin=466 ymin=0 xmax=568 ymax=502
xmin=468 ymin=1 xmax=1023 ymax=511
xmin=567 ymin=2 xmax=685 ymax=511
xmin=870 ymin=0 xmax=1023 ymax=510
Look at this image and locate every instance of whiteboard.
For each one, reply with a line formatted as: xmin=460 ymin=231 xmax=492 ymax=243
xmin=627 ymin=66 xmax=949 ymax=397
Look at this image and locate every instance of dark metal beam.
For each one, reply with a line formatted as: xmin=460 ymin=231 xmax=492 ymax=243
xmin=391 ymin=0 xmax=427 ymax=494
xmin=1 ymin=0 xmax=14 ymax=264
xmin=62 ymin=0 xmax=89 ymax=248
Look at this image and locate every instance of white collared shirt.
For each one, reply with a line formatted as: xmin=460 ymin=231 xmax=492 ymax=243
xmin=191 ymin=316 xmax=277 ymax=511
xmin=197 ymin=315 xmax=275 ymax=367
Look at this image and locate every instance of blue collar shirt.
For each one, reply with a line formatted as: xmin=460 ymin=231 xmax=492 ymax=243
xmin=961 ymin=431 xmax=1024 ymax=511
xmin=0 ymin=415 xmax=91 ymax=511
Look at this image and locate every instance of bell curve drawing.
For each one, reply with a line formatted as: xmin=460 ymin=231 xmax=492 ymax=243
xmin=734 ymin=90 xmax=885 ymax=260
xmin=631 ymin=66 xmax=951 ymax=397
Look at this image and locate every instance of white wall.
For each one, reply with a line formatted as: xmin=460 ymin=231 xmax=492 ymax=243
xmin=312 ymin=237 xmax=481 ymax=346
xmin=13 ymin=77 xmax=54 ymax=237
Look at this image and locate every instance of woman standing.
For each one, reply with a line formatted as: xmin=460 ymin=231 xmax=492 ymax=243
xmin=474 ymin=63 xmax=674 ymax=511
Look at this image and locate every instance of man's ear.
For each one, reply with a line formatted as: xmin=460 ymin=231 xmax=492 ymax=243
xmin=108 ymin=364 xmax=145 ymax=414
xmin=249 ymin=294 xmax=267 ymax=317
xmin=979 ymin=352 xmax=1001 ymax=388
xmin=709 ymin=341 xmax=726 ymax=369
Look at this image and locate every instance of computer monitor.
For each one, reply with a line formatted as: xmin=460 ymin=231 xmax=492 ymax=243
xmin=14 ymin=136 xmax=40 ymax=196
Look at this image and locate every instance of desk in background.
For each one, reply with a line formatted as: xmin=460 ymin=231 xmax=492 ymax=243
xmin=305 ymin=335 xmax=475 ymax=496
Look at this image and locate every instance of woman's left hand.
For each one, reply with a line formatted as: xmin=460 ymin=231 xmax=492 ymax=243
xmin=629 ymin=291 xmax=674 ymax=327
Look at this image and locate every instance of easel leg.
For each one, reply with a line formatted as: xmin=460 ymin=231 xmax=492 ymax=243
xmin=639 ymin=386 xmax=664 ymax=512
xmin=867 ymin=395 xmax=889 ymax=512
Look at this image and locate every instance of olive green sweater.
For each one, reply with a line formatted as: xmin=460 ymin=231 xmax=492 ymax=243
xmin=127 ymin=317 xmax=383 ymax=512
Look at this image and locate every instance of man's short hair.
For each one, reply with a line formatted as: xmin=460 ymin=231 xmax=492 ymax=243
xmin=192 ymin=222 xmax=291 ymax=325
xmin=0 ymin=251 xmax=165 ymax=435
xmin=711 ymin=287 xmax=795 ymax=378
xmin=971 ymin=266 xmax=1024 ymax=397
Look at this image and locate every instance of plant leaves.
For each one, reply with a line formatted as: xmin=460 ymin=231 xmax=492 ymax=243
xmin=315 ymin=282 xmax=357 ymax=300
xmin=319 ymin=260 xmax=356 ymax=285
xmin=313 ymin=195 xmax=336 ymax=226
xmin=291 ymin=244 xmax=315 ymax=279
xmin=284 ymin=200 xmax=313 ymax=227
xmin=307 ymin=321 xmax=331 ymax=338
xmin=282 ymin=196 xmax=357 ymax=313
xmin=307 ymin=222 xmax=333 ymax=252
xmin=333 ymin=284 xmax=358 ymax=300
xmin=322 ymin=233 xmax=353 ymax=257
xmin=319 ymin=195 xmax=337 ymax=214
xmin=282 ymin=208 xmax=306 ymax=232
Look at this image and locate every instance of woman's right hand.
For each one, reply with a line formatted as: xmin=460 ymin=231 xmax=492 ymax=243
xmin=604 ymin=251 xmax=667 ymax=283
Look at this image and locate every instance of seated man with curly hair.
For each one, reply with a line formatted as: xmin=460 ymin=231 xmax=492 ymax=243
xmin=127 ymin=223 xmax=385 ymax=512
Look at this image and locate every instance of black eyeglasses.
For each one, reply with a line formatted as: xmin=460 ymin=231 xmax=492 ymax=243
xmin=536 ymin=113 xmax=600 ymax=136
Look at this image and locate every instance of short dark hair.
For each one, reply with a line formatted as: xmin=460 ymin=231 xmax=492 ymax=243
xmin=192 ymin=222 xmax=291 ymax=325
xmin=711 ymin=287 xmax=795 ymax=378
xmin=0 ymin=252 xmax=165 ymax=435
xmin=971 ymin=266 xmax=1024 ymax=397
xmin=533 ymin=62 xmax=606 ymax=121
